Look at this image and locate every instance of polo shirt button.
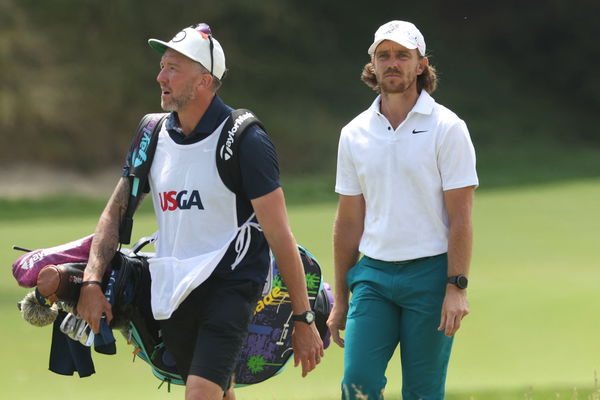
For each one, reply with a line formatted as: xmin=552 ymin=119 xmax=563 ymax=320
xmin=387 ymin=127 xmax=391 ymax=131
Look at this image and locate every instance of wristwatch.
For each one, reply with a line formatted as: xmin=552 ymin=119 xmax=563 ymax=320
xmin=291 ymin=310 xmax=316 ymax=325
xmin=447 ymin=275 xmax=468 ymax=289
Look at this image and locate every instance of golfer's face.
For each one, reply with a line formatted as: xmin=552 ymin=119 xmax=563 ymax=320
xmin=156 ymin=49 xmax=200 ymax=112
xmin=373 ymin=40 xmax=424 ymax=94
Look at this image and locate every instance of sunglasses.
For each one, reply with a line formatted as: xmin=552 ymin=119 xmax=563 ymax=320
xmin=191 ymin=23 xmax=214 ymax=77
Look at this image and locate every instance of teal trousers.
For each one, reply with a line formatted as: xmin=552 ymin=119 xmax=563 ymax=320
xmin=342 ymin=254 xmax=453 ymax=400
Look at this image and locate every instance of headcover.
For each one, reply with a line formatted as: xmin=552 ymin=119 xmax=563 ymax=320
xmin=36 ymin=263 xmax=86 ymax=303
xmin=12 ymin=235 xmax=93 ymax=288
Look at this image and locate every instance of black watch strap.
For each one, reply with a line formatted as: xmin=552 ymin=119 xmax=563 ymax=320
xmin=447 ymin=275 xmax=468 ymax=289
xmin=291 ymin=310 xmax=316 ymax=325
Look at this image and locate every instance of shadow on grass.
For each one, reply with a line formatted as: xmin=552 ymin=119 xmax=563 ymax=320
xmin=1 ymin=144 xmax=598 ymax=221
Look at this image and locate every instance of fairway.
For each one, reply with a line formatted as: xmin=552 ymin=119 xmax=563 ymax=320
xmin=1 ymin=179 xmax=599 ymax=399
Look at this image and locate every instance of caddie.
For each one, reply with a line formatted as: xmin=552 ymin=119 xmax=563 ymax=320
xmin=77 ymin=22 xmax=323 ymax=400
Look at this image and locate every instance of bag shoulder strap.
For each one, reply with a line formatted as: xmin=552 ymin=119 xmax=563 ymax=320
xmin=216 ymin=109 xmax=266 ymax=194
xmin=119 ymin=113 xmax=167 ymax=244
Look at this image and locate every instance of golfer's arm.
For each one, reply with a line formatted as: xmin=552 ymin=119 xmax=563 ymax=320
xmin=251 ymin=187 xmax=311 ymax=313
xmin=443 ymin=186 xmax=475 ymax=279
xmin=84 ymin=177 xmax=133 ymax=281
xmin=333 ymin=194 xmax=365 ymax=307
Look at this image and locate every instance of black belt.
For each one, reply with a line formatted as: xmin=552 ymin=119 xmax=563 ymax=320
xmin=364 ymin=255 xmax=432 ymax=265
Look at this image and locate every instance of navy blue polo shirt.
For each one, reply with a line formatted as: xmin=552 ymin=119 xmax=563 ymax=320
xmin=122 ymin=95 xmax=279 ymax=284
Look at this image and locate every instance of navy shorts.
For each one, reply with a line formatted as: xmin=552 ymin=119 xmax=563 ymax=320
xmin=159 ymin=276 xmax=262 ymax=390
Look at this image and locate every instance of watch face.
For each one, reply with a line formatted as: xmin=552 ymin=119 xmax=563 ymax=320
xmin=294 ymin=311 xmax=315 ymax=324
xmin=457 ymin=276 xmax=468 ymax=289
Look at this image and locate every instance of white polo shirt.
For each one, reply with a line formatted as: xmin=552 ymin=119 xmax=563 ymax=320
xmin=335 ymin=91 xmax=478 ymax=261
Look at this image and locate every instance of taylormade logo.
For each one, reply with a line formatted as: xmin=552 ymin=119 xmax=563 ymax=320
xmin=133 ymin=120 xmax=158 ymax=168
xmin=220 ymin=112 xmax=253 ymax=161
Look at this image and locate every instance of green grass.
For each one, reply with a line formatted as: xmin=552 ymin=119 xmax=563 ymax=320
xmin=0 ymin=196 xmax=108 ymax=221
xmin=1 ymin=178 xmax=599 ymax=399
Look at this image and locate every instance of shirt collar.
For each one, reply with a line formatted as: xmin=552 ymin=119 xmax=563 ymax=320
xmin=412 ymin=90 xmax=435 ymax=115
xmin=165 ymin=95 xmax=232 ymax=144
xmin=369 ymin=90 xmax=435 ymax=117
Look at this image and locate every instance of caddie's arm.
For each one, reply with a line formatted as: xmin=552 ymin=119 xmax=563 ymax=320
xmin=438 ymin=185 xmax=476 ymax=337
xmin=251 ymin=187 xmax=324 ymax=378
xmin=327 ymin=194 xmax=365 ymax=348
xmin=78 ymin=177 xmax=139 ymax=333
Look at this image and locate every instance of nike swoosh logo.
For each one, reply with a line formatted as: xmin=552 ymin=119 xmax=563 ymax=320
xmin=412 ymin=129 xmax=428 ymax=134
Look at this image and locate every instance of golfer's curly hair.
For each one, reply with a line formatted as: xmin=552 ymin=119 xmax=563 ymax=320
xmin=361 ymin=57 xmax=438 ymax=94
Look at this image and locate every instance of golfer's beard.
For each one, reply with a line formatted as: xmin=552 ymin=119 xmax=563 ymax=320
xmin=378 ymin=69 xmax=418 ymax=94
xmin=379 ymin=75 xmax=417 ymax=94
xmin=161 ymin=87 xmax=196 ymax=112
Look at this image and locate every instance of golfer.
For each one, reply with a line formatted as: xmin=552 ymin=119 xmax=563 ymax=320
xmin=77 ymin=23 xmax=323 ymax=400
xmin=327 ymin=20 xmax=478 ymax=399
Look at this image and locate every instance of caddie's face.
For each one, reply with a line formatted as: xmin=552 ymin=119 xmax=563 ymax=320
xmin=372 ymin=40 xmax=426 ymax=95
xmin=156 ymin=49 xmax=205 ymax=112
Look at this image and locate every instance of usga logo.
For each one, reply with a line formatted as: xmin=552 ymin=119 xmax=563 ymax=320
xmin=219 ymin=111 xmax=253 ymax=161
xmin=159 ymin=190 xmax=204 ymax=211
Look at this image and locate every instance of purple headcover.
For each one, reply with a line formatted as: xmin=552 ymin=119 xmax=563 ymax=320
xmin=12 ymin=235 xmax=93 ymax=288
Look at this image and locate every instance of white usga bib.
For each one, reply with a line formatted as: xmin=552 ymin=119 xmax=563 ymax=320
xmin=147 ymin=119 xmax=250 ymax=320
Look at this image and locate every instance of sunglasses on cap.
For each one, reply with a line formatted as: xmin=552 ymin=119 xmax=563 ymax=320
xmin=190 ymin=22 xmax=215 ymax=77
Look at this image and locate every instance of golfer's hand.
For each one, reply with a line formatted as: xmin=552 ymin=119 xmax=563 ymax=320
xmin=326 ymin=303 xmax=348 ymax=347
xmin=76 ymin=284 xmax=113 ymax=334
xmin=438 ymin=285 xmax=469 ymax=337
xmin=292 ymin=322 xmax=324 ymax=377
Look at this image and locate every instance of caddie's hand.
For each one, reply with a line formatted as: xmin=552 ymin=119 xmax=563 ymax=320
xmin=76 ymin=284 xmax=113 ymax=334
xmin=292 ymin=321 xmax=324 ymax=377
xmin=438 ymin=285 xmax=469 ymax=337
xmin=326 ymin=303 xmax=348 ymax=348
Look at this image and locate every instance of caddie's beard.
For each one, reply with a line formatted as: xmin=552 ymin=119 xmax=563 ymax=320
xmin=161 ymin=85 xmax=196 ymax=112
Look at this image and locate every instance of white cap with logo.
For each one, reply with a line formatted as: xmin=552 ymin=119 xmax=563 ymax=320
xmin=367 ymin=20 xmax=426 ymax=57
xmin=148 ymin=23 xmax=226 ymax=79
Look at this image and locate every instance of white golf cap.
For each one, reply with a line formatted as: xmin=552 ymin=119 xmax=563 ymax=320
xmin=367 ymin=20 xmax=426 ymax=57
xmin=148 ymin=23 xmax=226 ymax=79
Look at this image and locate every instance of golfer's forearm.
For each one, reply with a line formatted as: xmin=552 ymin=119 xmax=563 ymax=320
xmin=332 ymin=220 xmax=362 ymax=306
xmin=447 ymin=219 xmax=472 ymax=277
xmin=84 ymin=178 xmax=130 ymax=281
xmin=443 ymin=187 xmax=475 ymax=278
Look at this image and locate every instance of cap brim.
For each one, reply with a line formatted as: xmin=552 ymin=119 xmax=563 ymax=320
xmin=148 ymin=39 xmax=169 ymax=54
xmin=368 ymin=38 xmax=418 ymax=55
xmin=367 ymin=40 xmax=382 ymax=55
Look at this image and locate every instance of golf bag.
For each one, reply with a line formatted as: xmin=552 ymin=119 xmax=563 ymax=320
xmin=12 ymin=234 xmax=333 ymax=388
